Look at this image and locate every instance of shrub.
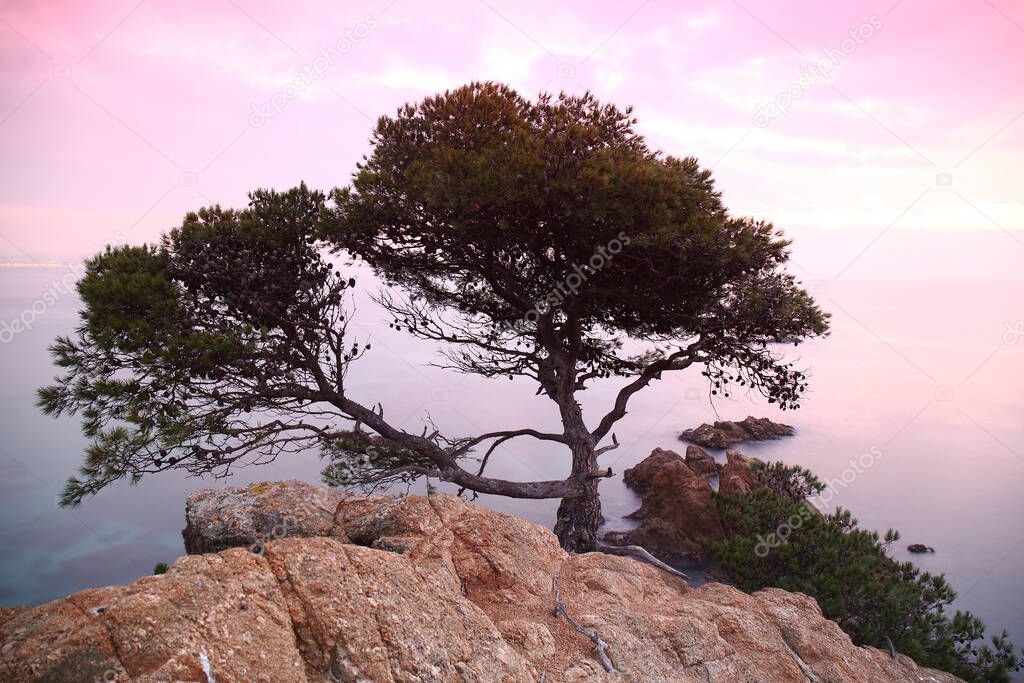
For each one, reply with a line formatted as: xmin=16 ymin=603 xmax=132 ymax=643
xmin=707 ymin=466 xmax=1021 ymax=682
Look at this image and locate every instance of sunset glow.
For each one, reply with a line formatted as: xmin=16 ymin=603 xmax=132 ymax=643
xmin=1 ymin=0 xmax=1022 ymax=264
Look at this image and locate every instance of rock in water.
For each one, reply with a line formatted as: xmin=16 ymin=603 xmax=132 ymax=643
xmin=679 ymin=415 xmax=795 ymax=449
xmin=622 ymin=447 xmax=685 ymax=493
xmin=614 ymin=458 xmax=726 ymax=564
xmin=1 ymin=485 xmax=962 ymax=682
xmin=718 ymin=450 xmax=764 ymax=495
xmin=907 ymin=543 xmax=936 ymax=553
xmin=684 ymin=444 xmax=718 ymax=476
xmin=614 ymin=448 xmax=764 ymax=564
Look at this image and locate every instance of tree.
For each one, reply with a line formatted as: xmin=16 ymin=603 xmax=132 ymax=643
xmin=326 ymin=82 xmax=828 ymax=549
xmin=709 ymin=472 xmax=1022 ymax=682
xmin=40 ymin=83 xmax=828 ymax=552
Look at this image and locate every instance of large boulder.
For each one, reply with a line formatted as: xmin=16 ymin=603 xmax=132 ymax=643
xmin=613 ymin=447 xmax=766 ymax=564
xmin=182 ymin=480 xmax=346 ymax=554
xmin=621 ymin=447 xmax=685 ymax=493
xmin=1 ymin=487 xmax=961 ymax=682
xmin=680 ymin=415 xmax=794 ymax=449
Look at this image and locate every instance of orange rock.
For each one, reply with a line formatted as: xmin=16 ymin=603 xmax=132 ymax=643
xmin=1 ymin=488 xmax=963 ymax=682
xmin=718 ymin=449 xmax=764 ymax=495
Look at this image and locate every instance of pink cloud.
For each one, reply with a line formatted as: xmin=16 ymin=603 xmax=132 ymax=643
xmin=0 ymin=0 xmax=1021 ymax=261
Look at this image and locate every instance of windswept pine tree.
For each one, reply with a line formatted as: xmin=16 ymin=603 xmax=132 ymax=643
xmin=39 ymin=82 xmax=828 ymax=551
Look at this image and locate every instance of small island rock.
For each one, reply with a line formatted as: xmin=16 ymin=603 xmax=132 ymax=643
xmin=680 ymin=415 xmax=795 ymax=449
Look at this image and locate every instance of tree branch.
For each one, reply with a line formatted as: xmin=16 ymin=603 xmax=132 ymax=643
xmin=591 ymin=342 xmax=700 ymax=443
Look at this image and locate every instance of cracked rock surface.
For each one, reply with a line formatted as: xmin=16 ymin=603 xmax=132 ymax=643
xmin=1 ymin=482 xmax=961 ymax=682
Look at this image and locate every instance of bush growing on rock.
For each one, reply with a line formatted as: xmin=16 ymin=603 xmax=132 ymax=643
xmin=708 ymin=472 xmax=1021 ymax=682
xmin=749 ymin=460 xmax=824 ymax=500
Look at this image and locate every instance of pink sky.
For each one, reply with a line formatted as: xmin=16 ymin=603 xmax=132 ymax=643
xmin=1 ymin=0 xmax=1022 ymax=270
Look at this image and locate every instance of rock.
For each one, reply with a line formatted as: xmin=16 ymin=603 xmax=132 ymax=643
xmin=1 ymin=485 xmax=963 ymax=682
xmin=182 ymin=479 xmax=346 ymax=554
xmin=684 ymin=444 xmax=718 ymax=476
xmin=680 ymin=415 xmax=795 ymax=449
xmin=614 ymin=459 xmax=725 ymax=564
xmin=718 ymin=449 xmax=764 ymax=495
xmin=622 ymin=447 xmax=685 ymax=493
xmin=907 ymin=544 xmax=936 ymax=553
xmin=614 ymin=448 xmax=765 ymax=564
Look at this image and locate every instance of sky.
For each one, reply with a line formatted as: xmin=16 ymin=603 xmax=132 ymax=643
xmin=0 ymin=0 xmax=1022 ymax=273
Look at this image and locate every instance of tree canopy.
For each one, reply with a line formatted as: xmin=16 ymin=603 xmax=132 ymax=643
xmin=330 ymin=82 xmax=827 ymax=421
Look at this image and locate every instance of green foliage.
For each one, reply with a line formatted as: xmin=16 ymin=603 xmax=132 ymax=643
xmin=327 ymin=82 xmax=829 ymax=406
xmin=38 ymin=183 xmax=366 ymax=506
xmin=320 ymin=429 xmax=437 ymax=492
xmin=708 ymin=473 xmax=1021 ymax=681
xmin=153 ymin=562 xmax=169 ymax=575
xmin=750 ymin=460 xmax=826 ymax=500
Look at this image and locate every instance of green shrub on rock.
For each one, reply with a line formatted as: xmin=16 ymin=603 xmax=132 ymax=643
xmin=707 ymin=466 xmax=1021 ymax=682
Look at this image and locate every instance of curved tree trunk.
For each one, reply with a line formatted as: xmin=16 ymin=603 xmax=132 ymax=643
xmin=554 ymin=442 xmax=602 ymax=552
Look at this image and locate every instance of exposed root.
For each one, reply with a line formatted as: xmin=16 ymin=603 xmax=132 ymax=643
xmin=778 ymin=635 xmax=821 ymax=683
xmin=596 ymin=541 xmax=691 ymax=581
xmin=552 ymin=577 xmax=614 ymax=673
xmin=885 ymin=636 xmax=911 ymax=668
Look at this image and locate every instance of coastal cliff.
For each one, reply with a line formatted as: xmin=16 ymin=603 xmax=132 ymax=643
xmin=0 ymin=482 xmax=961 ymax=682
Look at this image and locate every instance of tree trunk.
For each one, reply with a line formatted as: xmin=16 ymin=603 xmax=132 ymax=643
xmin=554 ymin=442 xmax=602 ymax=552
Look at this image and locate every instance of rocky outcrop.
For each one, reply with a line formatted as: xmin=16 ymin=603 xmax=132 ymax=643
xmin=610 ymin=448 xmax=766 ymax=564
xmin=611 ymin=455 xmax=725 ymax=564
xmin=182 ymin=480 xmax=346 ymax=554
xmin=620 ymin=447 xmax=684 ymax=493
xmin=718 ymin=450 xmax=764 ymax=495
xmin=680 ymin=416 xmax=794 ymax=449
xmin=0 ymin=485 xmax=961 ymax=682
xmin=684 ymin=444 xmax=718 ymax=476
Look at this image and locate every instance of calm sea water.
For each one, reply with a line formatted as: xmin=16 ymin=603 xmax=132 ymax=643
xmin=1 ymin=242 xmax=1022 ymax=659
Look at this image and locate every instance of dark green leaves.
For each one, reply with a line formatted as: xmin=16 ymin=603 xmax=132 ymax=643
xmin=326 ymin=82 xmax=829 ymax=406
xmin=708 ymin=473 xmax=1021 ymax=682
xmin=38 ymin=184 xmax=356 ymax=506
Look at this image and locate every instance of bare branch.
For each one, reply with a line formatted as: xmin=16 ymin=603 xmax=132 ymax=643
xmin=591 ymin=342 xmax=701 ymax=443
